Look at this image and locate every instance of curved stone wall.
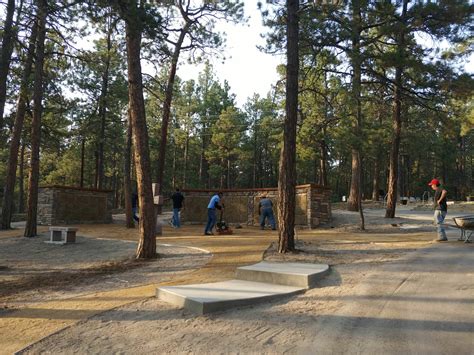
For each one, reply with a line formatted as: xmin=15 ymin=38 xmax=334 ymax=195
xmin=179 ymin=184 xmax=331 ymax=228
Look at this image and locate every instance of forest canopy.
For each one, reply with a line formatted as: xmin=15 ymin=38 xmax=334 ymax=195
xmin=0 ymin=0 xmax=472 ymax=224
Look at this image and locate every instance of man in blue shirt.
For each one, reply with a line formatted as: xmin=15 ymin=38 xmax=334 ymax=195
xmin=204 ymin=192 xmax=223 ymax=235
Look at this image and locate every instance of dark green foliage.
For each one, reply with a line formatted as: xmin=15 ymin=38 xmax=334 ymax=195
xmin=0 ymin=0 xmax=472 ymax=218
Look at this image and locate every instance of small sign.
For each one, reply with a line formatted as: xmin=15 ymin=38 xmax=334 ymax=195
xmin=152 ymin=183 xmax=160 ymax=196
xmin=153 ymin=195 xmax=163 ymax=205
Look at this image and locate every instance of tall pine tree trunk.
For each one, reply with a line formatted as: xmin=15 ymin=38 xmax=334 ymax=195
xmin=200 ymin=135 xmax=209 ymax=187
xmin=18 ymin=142 xmax=25 ymax=213
xmin=1 ymin=19 xmax=38 ymax=229
xmin=171 ymin=136 xmax=177 ymax=188
xmin=385 ymin=81 xmax=402 ymax=218
xmin=277 ymin=0 xmax=299 ymax=253
xmin=80 ymin=136 xmax=85 ymax=187
xmin=156 ymin=23 xmax=190 ymax=196
xmin=94 ymin=150 xmax=99 ymax=187
xmin=113 ymin=171 xmax=118 ymax=208
xmin=347 ymin=0 xmax=362 ymax=212
xmin=182 ymin=129 xmax=189 ymax=187
xmin=123 ymin=109 xmax=134 ymax=228
xmin=385 ymin=0 xmax=407 ymax=218
xmin=357 ymin=152 xmax=365 ymax=230
xmin=96 ymin=18 xmax=113 ymax=190
xmin=24 ymin=0 xmax=47 ymax=238
xmin=123 ymin=6 xmax=156 ymax=258
xmin=319 ymin=138 xmax=328 ymax=186
xmin=320 ymin=74 xmax=329 ymax=187
xmin=372 ymin=111 xmax=382 ymax=201
xmin=253 ymin=118 xmax=258 ymax=188
xmin=0 ymin=0 xmax=17 ymax=135
xmin=372 ymin=156 xmax=380 ymax=201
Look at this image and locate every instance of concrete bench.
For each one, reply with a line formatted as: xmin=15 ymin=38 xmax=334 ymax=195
xmin=48 ymin=226 xmax=78 ymax=244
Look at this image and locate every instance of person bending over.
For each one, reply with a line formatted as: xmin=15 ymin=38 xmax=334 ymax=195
xmin=204 ymin=192 xmax=223 ymax=235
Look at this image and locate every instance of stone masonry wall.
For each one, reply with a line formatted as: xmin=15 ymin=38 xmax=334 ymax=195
xmin=38 ymin=186 xmax=113 ymax=225
xmin=180 ymin=184 xmax=331 ymax=228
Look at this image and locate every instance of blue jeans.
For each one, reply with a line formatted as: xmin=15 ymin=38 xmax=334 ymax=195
xmin=434 ymin=210 xmax=447 ymax=240
xmin=132 ymin=207 xmax=139 ymax=222
xmin=172 ymin=208 xmax=181 ymax=227
xmin=205 ymin=209 xmax=216 ymax=234
xmin=260 ymin=208 xmax=276 ymax=229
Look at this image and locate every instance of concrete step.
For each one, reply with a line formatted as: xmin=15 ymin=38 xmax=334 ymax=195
xmin=235 ymin=261 xmax=330 ymax=288
xmin=157 ymin=279 xmax=304 ymax=314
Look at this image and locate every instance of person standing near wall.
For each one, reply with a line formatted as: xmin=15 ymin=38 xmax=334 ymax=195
xmin=429 ymin=178 xmax=448 ymax=241
xmin=204 ymin=192 xmax=223 ymax=236
xmin=170 ymin=188 xmax=185 ymax=228
xmin=259 ymin=194 xmax=276 ymax=230
xmin=131 ymin=192 xmax=139 ymax=222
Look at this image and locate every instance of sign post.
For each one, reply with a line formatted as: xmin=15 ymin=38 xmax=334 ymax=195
xmin=152 ymin=183 xmax=163 ymax=235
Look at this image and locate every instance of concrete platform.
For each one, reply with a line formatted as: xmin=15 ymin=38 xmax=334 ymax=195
xmin=157 ymin=280 xmax=304 ymax=314
xmin=157 ymin=262 xmax=330 ymax=314
xmin=235 ymin=261 xmax=330 ymax=288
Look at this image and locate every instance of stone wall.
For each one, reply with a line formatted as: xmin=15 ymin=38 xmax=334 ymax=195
xmin=38 ymin=186 xmax=113 ymax=225
xmin=180 ymin=184 xmax=331 ymax=228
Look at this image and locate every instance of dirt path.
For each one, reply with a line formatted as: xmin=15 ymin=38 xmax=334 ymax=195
xmin=302 ymin=243 xmax=474 ymax=354
xmin=19 ymin=237 xmax=472 ymax=355
xmin=0 ymin=225 xmax=275 ymax=354
xmin=1 ymin=206 xmax=471 ymax=354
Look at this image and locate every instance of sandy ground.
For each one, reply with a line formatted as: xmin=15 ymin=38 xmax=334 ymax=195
xmin=1 ymin=204 xmax=473 ymax=354
xmin=0 ymin=234 xmax=211 ymax=306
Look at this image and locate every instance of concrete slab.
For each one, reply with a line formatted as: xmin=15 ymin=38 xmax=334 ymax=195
xmin=157 ymin=280 xmax=304 ymax=314
xmin=235 ymin=261 xmax=330 ymax=288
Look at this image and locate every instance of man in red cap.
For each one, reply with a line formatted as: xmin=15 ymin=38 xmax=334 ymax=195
xmin=429 ymin=178 xmax=448 ymax=241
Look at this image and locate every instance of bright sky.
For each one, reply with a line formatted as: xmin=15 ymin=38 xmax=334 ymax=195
xmin=176 ymin=1 xmax=283 ymax=108
xmin=68 ymin=1 xmax=281 ymax=110
xmin=68 ymin=2 xmax=474 ymax=110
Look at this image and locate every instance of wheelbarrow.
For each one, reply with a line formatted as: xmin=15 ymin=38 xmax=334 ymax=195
xmin=452 ymin=216 xmax=474 ymax=243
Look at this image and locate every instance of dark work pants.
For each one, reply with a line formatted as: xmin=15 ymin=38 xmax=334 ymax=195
xmin=260 ymin=208 xmax=276 ymax=229
xmin=205 ymin=208 xmax=217 ymax=233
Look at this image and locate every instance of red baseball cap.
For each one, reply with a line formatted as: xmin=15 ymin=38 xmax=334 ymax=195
xmin=428 ymin=178 xmax=440 ymax=186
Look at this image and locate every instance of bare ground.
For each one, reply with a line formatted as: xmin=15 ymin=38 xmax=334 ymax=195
xmin=0 ymin=231 xmax=210 ymax=308
xmin=1 ymin=204 xmax=472 ymax=354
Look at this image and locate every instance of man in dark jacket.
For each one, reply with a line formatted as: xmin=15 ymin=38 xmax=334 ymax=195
xmin=170 ymin=188 xmax=185 ymax=228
